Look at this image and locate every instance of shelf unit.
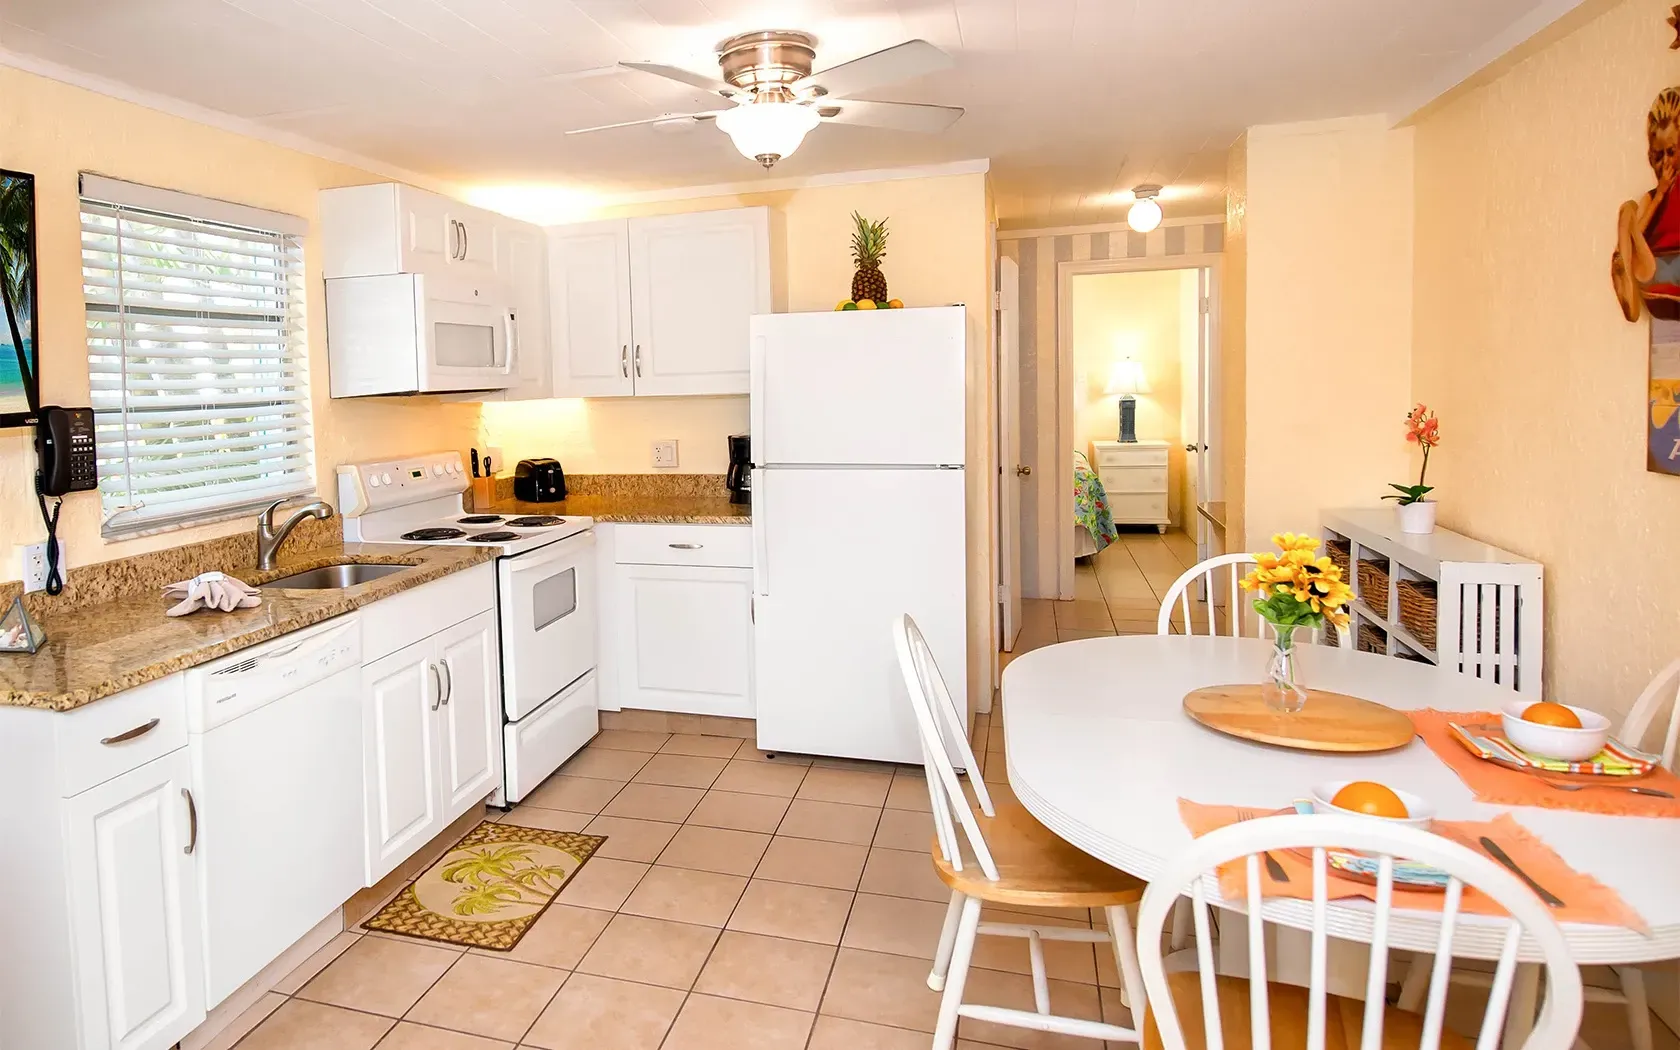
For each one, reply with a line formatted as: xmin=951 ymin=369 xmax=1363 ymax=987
xmin=1322 ymin=508 xmax=1544 ymax=697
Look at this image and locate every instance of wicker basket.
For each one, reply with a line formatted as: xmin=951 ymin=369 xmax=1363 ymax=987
xmin=1356 ymin=555 xmax=1390 ymax=608
xmin=1325 ymin=539 xmax=1352 ymax=579
xmin=1397 ymin=578 xmax=1439 ymax=650
xmin=1322 ymin=623 xmax=1340 ymax=648
xmin=1357 ymin=623 xmax=1387 ymax=655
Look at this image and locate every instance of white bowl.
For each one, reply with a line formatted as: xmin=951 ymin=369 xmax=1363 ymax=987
xmin=1500 ymin=702 xmax=1611 ymax=762
xmin=1309 ymin=780 xmax=1435 ymax=830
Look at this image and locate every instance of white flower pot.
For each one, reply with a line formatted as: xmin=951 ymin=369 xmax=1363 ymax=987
xmin=1397 ymin=500 xmax=1437 ymax=535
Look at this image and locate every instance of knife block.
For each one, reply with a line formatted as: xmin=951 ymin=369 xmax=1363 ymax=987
xmin=470 ymin=476 xmax=496 ymax=511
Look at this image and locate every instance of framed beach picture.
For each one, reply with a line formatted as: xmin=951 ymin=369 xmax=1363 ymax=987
xmin=1651 ymin=317 xmax=1680 ymax=475
xmin=0 ymin=169 xmax=38 ymax=429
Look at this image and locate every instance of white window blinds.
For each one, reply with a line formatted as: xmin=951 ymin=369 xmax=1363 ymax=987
xmin=81 ymin=175 xmax=314 ymax=535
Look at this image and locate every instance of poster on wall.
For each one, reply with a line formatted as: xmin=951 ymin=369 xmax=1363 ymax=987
xmin=1650 ymin=318 xmax=1680 ymax=475
xmin=0 ymin=168 xmax=39 ymax=428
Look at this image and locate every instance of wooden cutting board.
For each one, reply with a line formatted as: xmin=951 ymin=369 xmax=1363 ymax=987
xmin=1183 ymin=684 xmax=1416 ymax=753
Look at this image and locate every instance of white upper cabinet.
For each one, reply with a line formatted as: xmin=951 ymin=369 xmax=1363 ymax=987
xmin=320 ymin=183 xmax=502 ymax=284
xmin=629 ymin=209 xmax=770 ymax=396
xmin=549 ymin=219 xmax=635 ymax=398
xmin=491 ymin=222 xmax=553 ymax=402
xmin=549 ymin=206 xmax=771 ymax=399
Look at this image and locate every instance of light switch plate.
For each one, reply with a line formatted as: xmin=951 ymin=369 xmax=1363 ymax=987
xmin=651 ymin=440 xmax=679 ymax=469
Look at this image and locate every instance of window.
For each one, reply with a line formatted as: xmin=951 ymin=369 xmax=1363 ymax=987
xmin=81 ymin=174 xmax=313 ymax=536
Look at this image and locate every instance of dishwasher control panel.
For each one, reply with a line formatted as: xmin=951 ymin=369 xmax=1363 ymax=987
xmin=186 ymin=615 xmax=362 ymax=732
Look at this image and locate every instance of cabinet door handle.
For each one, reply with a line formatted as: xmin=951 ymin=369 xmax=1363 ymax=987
xmin=621 ymin=344 xmax=629 ymax=378
xmin=634 ymin=344 xmax=642 ymax=378
xmin=439 ymin=660 xmax=453 ymax=706
xmin=182 ymin=788 xmax=198 ymax=855
xmin=101 ymin=718 xmax=160 ymax=746
xmin=667 ymin=543 xmax=703 ymax=550
xmin=429 ymin=663 xmax=443 ymax=711
xmin=449 ymin=220 xmax=459 ymax=260
xmin=461 ymin=221 xmax=469 ymax=260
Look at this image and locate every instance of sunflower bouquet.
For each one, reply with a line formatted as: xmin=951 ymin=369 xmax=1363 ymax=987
xmin=1239 ymin=533 xmax=1354 ymax=633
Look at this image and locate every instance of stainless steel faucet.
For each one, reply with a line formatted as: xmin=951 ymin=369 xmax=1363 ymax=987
xmin=256 ymin=497 xmax=334 ymax=571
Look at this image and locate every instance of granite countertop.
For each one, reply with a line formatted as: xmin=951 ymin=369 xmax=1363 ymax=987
xmin=488 ymin=492 xmax=750 ymax=525
xmin=0 ymin=543 xmax=496 ymax=712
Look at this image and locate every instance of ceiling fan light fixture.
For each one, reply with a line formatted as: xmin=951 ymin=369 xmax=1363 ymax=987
xmin=716 ymin=101 xmax=821 ymax=168
xmin=1127 ymin=184 xmax=1164 ymax=234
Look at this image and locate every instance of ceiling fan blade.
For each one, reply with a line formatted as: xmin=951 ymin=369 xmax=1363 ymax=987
xmin=566 ymin=110 xmax=728 ymax=135
xmin=795 ymin=39 xmax=953 ymax=99
xmin=619 ymin=61 xmax=738 ymax=99
xmin=816 ymin=99 xmax=964 ymax=133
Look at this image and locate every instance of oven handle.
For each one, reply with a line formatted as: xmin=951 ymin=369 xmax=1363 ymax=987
xmin=500 ymin=531 xmax=596 ymax=576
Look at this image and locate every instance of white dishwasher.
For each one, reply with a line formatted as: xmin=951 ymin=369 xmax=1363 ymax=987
xmin=186 ymin=615 xmax=363 ymax=1007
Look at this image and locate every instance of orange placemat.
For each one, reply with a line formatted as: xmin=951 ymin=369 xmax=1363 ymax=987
xmin=1180 ymin=800 xmax=1646 ymax=931
xmin=1409 ymin=709 xmax=1680 ymax=818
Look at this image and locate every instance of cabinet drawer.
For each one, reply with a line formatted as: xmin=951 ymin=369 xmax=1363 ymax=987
xmin=1099 ymin=465 xmax=1168 ymax=495
xmin=55 ymin=674 xmax=188 ymax=797
xmin=614 ymin=523 xmax=752 ymax=568
xmin=1108 ymin=493 xmax=1168 ymax=523
xmin=1093 ymin=444 xmax=1167 ymax=468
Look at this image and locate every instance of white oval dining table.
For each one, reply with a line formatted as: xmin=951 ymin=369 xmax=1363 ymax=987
xmin=1001 ymin=635 xmax=1680 ymax=970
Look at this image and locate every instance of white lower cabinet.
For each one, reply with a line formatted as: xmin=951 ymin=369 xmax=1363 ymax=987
xmin=609 ymin=524 xmax=754 ymax=719
xmin=362 ymin=608 xmax=501 ymax=884
xmin=65 ymin=749 xmax=205 ymax=1050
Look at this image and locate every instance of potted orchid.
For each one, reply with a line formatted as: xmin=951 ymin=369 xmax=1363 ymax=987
xmin=1239 ymin=534 xmax=1354 ymax=712
xmin=1383 ymin=403 xmax=1441 ymax=534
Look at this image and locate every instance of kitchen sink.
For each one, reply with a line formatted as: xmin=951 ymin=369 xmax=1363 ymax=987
xmin=258 ymin=563 xmax=414 ymax=590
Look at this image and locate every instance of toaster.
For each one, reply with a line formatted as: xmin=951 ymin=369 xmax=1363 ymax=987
xmin=513 ymin=458 xmax=567 ymax=502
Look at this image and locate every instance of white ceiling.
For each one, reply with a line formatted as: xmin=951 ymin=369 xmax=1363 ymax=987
xmin=0 ymin=0 xmax=1573 ymax=228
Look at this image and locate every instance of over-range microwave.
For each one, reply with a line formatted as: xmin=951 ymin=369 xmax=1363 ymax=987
xmin=325 ymin=273 xmax=517 ymax=397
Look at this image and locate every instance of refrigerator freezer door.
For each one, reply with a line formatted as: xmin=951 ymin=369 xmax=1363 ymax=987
xmin=751 ymin=306 xmax=966 ymax=467
xmin=753 ymin=466 xmax=967 ymax=764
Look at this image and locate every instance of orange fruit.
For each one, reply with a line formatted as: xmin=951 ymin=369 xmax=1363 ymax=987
xmin=1330 ymin=781 xmax=1409 ymax=819
xmin=1522 ymin=702 xmax=1582 ymax=729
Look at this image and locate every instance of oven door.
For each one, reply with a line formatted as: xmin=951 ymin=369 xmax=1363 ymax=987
xmin=497 ymin=531 xmax=597 ymax=721
xmin=417 ymin=277 xmax=515 ymax=392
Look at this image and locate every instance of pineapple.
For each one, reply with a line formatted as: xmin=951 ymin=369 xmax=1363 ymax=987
xmin=849 ymin=211 xmax=890 ymax=304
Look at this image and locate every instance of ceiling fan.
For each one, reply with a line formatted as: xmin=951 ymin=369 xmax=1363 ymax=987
xmin=568 ymin=31 xmax=964 ymax=169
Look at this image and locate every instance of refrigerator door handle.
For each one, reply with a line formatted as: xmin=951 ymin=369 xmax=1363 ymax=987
xmin=749 ymin=334 xmax=767 ymax=455
xmin=751 ymin=468 xmax=769 ymax=596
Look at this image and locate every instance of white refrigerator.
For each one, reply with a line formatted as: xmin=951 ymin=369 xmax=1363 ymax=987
xmin=750 ymin=305 xmax=969 ymax=764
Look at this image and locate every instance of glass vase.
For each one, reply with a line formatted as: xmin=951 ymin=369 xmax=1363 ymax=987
xmin=1261 ymin=623 xmax=1308 ymax=713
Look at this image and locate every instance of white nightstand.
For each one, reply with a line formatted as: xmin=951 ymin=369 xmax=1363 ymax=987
xmin=1089 ymin=440 xmax=1170 ymax=533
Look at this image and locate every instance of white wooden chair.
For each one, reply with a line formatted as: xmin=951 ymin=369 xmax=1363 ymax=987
xmin=1158 ymin=553 xmax=1349 ymax=645
xmin=1396 ymin=658 xmax=1680 ymax=1050
xmin=893 ymin=614 xmax=1152 ymax=1049
xmin=1136 ymin=813 xmax=1584 ymax=1050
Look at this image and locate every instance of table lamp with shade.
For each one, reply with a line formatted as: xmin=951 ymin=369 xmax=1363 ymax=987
xmin=1104 ymin=358 xmax=1150 ymax=443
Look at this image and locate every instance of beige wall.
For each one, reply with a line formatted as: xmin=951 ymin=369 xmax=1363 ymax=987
xmin=1069 ymin=269 xmax=1193 ymax=525
xmin=1222 ymin=136 xmax=1249 ymax=552
xmin=1238 ymin=117 xmax=1415 ymax=549
xmin=1411 ymin=0 xmax=1677 ymax=717
xmin=0 ymin=66 xmax=480 ymax=582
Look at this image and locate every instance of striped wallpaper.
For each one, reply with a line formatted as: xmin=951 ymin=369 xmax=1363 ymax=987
xmin=998 ymin=220 xmax=1224 ymax=599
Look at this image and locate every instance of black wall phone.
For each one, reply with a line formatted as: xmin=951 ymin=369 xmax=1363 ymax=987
xmin=35 ymin=406 xmax=98 ymax=497
xmin=32 ymin=407 xmax=97 ymax=596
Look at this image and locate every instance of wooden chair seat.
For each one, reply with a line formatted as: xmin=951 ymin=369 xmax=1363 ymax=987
xmin=1142 ymin=972 xmax=1475 ymax=1050
xmin=932 ymin=797 xmax=1146 ymax=909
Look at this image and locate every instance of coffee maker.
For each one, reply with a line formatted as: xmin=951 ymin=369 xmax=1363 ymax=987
xmin=726 ymin=434 xmax=751 ymax=505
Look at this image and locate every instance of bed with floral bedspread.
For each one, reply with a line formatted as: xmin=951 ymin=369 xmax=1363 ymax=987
xmin=1073 ymin=453 xmax=1118 ymax=557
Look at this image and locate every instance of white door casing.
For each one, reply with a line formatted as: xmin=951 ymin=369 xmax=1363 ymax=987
xmin=998 ymin=256 xmax=1022 ymax=651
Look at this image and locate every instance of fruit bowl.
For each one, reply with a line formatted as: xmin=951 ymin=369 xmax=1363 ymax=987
xmin=1500 ymin=701 xmax=1610 ymax=762
xmin=1309 ymin=780 xmax=1434 ymax=830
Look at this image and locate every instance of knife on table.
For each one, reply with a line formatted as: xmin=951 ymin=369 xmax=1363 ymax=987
xmin=1479 ymin=836 xmax=1564 ymax=907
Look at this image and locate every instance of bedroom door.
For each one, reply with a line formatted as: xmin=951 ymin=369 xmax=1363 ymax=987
xmin=997 ymin=256 xmax=1022 ymax=651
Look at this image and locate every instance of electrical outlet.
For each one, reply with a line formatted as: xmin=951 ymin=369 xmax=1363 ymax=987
xmin=19 ymin=542 xmax=48 ymax=593
xmin=651 ymin=440 xmax=679 ymax=469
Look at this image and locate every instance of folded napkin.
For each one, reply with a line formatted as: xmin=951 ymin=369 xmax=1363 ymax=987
xmin=163 ymin=571 xmax=261 ymax=617
xmin=1446 ymin=720 xmax=1658 ymax=776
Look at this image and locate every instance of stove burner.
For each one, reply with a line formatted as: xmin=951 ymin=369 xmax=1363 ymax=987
xmin=467 ymin=531 xmax=521 ymax=543
xmin=458 ymin=515 xmax=504 ymax=524
xmin=506 ymin=515 xmax=565 ymax=528
xmin=401 ymin=527 xmax=467 ymax=541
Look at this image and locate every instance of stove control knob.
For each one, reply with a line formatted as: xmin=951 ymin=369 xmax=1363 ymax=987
xmin=433 ymin=464 xmax=444 ymax=476
xmin=382 ymin=472 xmax=393 ymax=485
xmin=368 ymin=475 xmax=381 ymax=488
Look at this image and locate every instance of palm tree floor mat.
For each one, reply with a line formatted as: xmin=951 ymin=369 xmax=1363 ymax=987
xmin=363 ymin=821 xmax=606 ymax=950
